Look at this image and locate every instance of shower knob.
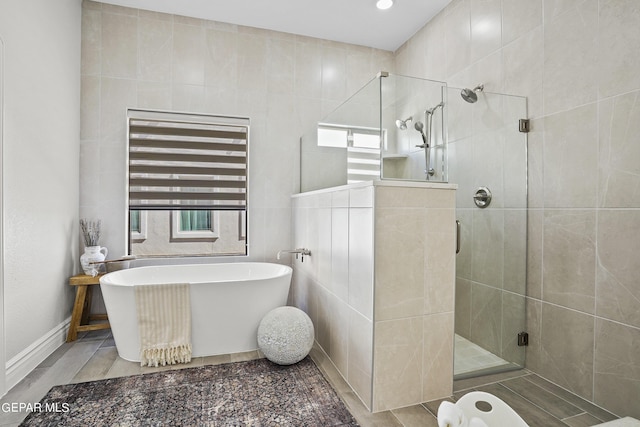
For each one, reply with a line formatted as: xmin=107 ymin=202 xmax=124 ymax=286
xmin=473 ymin=187 xmax=492 ymax=208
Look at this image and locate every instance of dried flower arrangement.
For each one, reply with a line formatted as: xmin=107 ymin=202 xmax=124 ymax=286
xmin=80 ymin=219 xmax=101 ymax=247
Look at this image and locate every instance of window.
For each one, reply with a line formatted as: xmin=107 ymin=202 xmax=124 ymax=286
xmin=170 ymin=210 xmax=220 ymax=241
xmin=317 ymin=124 xmax=382 ymax=183
xmin=129 ymin=210 xmax=147 ymax=242
xmin=127 ymin=109 xmax=248 ymax=257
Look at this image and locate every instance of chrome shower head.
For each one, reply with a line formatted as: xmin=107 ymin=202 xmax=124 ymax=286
xmin=395 ymin=116 xmax=413 ymax=130
xmin=461 ymin=84 xmax=484 ymax=103
xmin=414 ymin=121 xmax=428 ymax=145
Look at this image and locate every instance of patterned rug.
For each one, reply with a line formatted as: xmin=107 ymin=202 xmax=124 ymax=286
xmin=20 ymin=357 xmax=359 ymax=426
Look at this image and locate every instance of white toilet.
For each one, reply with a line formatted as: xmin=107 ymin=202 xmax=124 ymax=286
xmin=437 ymin=391 xmax=529 ymax=427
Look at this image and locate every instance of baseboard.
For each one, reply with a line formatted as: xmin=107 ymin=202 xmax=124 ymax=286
xmin=5 ymin=317 xmax=70 ymax=391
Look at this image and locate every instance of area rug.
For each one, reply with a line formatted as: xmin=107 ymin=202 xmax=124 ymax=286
xmin=20 ymin=357 xmax=359 ymax=426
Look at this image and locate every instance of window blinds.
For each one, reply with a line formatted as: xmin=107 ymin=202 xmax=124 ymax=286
xmin=128 ymin=109 xmax=248 ymax=211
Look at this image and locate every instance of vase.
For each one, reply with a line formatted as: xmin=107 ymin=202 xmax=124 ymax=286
xmin=80 ymin=246 xmax=108 ymax=277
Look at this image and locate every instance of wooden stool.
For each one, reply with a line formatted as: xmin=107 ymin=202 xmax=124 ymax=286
xmin=66 ymin=274 xmax=110 ymax=342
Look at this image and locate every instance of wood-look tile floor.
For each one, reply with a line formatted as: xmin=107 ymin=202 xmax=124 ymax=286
xmin=0 ymin=330 xmax=619 ymax=427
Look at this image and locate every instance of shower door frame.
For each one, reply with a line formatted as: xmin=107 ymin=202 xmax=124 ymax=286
xmin=450 ymin=86 xmax=529 ymax=380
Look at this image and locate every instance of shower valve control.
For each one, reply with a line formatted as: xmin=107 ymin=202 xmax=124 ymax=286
xmin=473 ymin=187 xmax=492 ymax=208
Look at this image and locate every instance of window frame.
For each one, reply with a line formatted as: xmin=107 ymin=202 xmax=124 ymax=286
xmin=126 ymin=109 xmax=249 ymax=257
xmin=170 ymin=210 xmax=220 ymax=241
xmin=129 ymin=210 xmax=148 ymax=243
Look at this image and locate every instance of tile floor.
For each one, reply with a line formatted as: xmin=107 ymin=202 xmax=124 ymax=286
xmin=0 ymin=330 xmax=620 ymax=427
xmin=453 ymin=334 xmax=513 ymax=376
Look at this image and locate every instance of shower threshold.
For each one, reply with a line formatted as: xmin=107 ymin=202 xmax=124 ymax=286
xmin=454 ymin=334 xmax=522 ymax=380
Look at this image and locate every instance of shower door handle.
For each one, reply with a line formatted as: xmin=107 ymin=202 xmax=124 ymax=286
xmin=456 ymin=220 xmax=461 ymax=254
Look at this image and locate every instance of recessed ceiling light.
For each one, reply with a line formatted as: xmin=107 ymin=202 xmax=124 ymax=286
xmin=376 ymin=0 xmax=394 ymax=10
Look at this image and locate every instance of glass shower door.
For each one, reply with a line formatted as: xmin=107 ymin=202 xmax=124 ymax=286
xmin=448 ymin=87 xmax=528 ymax=379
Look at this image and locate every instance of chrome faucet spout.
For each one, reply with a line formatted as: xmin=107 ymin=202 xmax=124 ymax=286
xmin=276 ymin=248 xmax=311 ymax=262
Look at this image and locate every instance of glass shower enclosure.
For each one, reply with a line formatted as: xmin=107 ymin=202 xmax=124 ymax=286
xmin=300 ymin=72 xmax=448 ymax=192
xmin=299 ymin=72 xmax=529 ymax=380
xmin=448 ymin=87 xmax=528 ymax=379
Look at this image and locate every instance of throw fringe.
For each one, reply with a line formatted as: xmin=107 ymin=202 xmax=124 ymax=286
xmin=141 ymin=344 xmax=193 ymax=367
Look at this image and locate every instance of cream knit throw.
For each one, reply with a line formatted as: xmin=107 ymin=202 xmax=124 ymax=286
xmin=134 ymin=283 xmax=192 ymax=367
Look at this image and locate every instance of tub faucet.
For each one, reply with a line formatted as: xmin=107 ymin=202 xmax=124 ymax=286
xmin=277 ymin=248 xmax=311 ymax=262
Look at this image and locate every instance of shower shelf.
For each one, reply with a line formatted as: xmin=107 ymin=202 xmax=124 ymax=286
xmin=382 ymin=154 xmax=408 ymax=160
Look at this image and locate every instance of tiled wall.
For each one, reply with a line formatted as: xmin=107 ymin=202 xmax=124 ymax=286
xmin=290 ymin=182 xmax=456 ymax=412
xmin=291 ymin=185 xmax=375 ymax=408
xmin=373 ymin=184 xmax=456 ymax=411
xmin=79 ymin=0 xmax=393 ymax=261
xmin=395 ymin=0 xmax=640 ymax=418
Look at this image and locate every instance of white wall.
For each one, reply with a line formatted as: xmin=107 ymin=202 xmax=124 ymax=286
xmin=0 ymin=0 xmax=82 ymax=378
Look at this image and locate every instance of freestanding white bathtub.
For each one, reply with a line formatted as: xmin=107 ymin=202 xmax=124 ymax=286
xmin=99 ymin=262 xmax=293 ymax=362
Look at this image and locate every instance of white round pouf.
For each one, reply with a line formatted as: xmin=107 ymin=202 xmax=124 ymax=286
xmin=257 ymin=306 xmax=314 ymax=365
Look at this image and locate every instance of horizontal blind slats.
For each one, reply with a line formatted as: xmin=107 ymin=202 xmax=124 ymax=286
xmin=129 ymin=204 xmax=247 ymax=211
xmin=130 ymin=192 xmax=246 ymax=201
xmin=129 ymin=178 xmax=246 ymax=189
xmin=128 ymin=110 xmax=248 ymax=210
xmin=130 ymin=138 xmax=246 ymax=152
xmin=129 ymin=152 xmax=246 ymax=164
xmin=129 ymin=165 xmax=246 ymax=176
xmin=129 ymin=124 xmax=246 ymax=141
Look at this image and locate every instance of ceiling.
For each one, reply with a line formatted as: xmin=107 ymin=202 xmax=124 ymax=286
xmin=98 ymin=0 xmax=452 ymax=52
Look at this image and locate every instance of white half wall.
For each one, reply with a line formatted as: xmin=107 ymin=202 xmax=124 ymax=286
xmin=0 ymin=0 xmax=82 ymax=390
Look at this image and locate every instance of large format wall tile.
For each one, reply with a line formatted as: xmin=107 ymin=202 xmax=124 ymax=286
xmin=596 ymin=210 xmax=640 ymax=329
xmin=524 ymin=298 xmax=542 ymax=374
xmin=543 ymin=104 xmax=598 ymax=208
xmin=542 ymin=0 xmax=598 ymax=115
xmin=329 ymin=295 xmax=350 ymax=378
xmin=454 ymin=278 xmax=472 ymax=339
xmin=349 ymin=309 xmax=373 ymax=409
xmin=172 ymin=22 xmax=205 ymax=86
xmin=598 ymin=0 xmax=640 ymax=98
xmin=331 ymin=207 xmax=349 ymax=302
xmin=470 ymin=0 xmax=502 ymax=64
xmin=424 ymin=213 xmax=456 ymax=315
xmin=422 ymin=312 xmax=454 ymax=401
xmin=539 ymin=303 xmax=594 ymax=400
xmin=138 ymin=17 xmax=173 ymax=83
xmin=503 ymin=209 xmax=527 ymax=295
xmin=373 ymin=317 xmax=424 ymax=411
xmin=503 ymin=27 xmax=543 ymax=119
xmin=543 ymin=210 xmax=596 ymax=313
xmin=471 ymin=209 xmax=504 ymax=289
xmin=470 ymin=283 xmax=502 ymax=356
xmin=205 ymin=28 xmax=238 ymax=89
xmin=502 ymin=0 xmax=542 ymax=47
xmin=444 ymin=0 xmax=471 ymax=77
xmin=594 ymin=318 xmax=640 ymax=419
xmin=501 ymin=293 xmax=526 ymax=365
xmin=598 ymin=90 xmax=640 ymax=208
xmin=375 ymin=208 xmax=425 ymax=320
xmin=81 ymin=7 xmax=101 ymax=76
xmin=101 ymin=12 xmax=137 ymax=79
xmin=349 ymin=208 xmax=374 ymax=320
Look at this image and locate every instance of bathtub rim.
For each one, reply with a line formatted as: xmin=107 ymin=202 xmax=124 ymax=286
xmin=99 ymin=262 xmax=293 ymax=287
